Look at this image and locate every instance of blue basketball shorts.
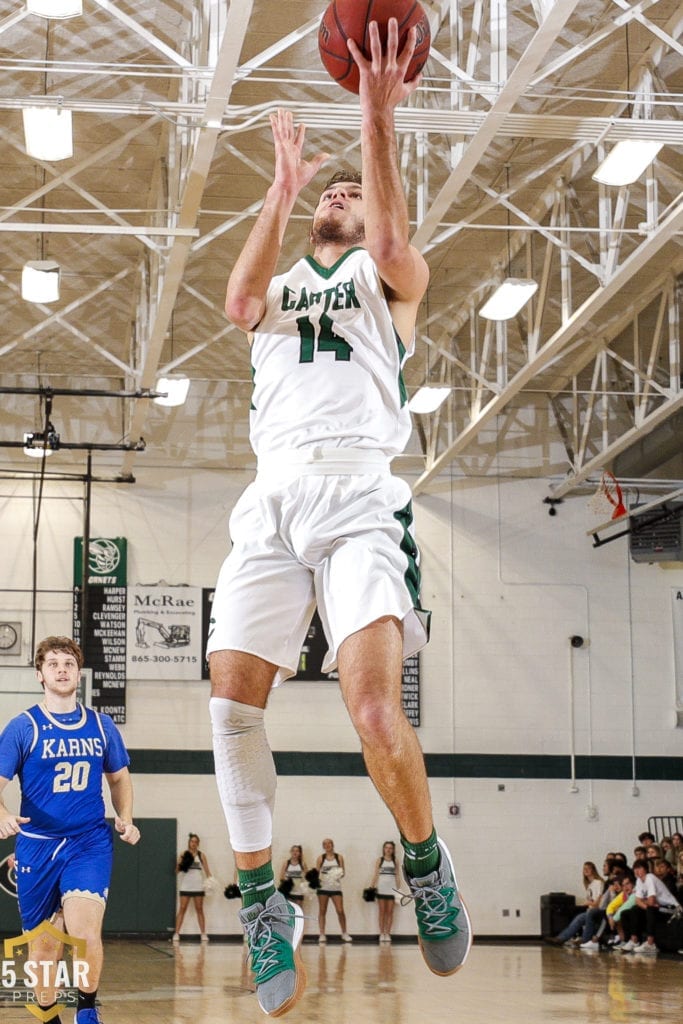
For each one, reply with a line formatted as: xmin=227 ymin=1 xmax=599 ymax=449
xmin=15 ymin=822 xmax=113 ymax=930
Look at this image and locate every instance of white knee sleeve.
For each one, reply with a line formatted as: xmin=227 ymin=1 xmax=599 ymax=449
xmin=209 ymin=697 xmax=277 ymax=853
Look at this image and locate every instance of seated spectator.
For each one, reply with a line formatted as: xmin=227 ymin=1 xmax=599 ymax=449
xmin=545 ymin=861 xmax=604 ymax=947
xmin=660 ymin=837 xmax=676 ymax=867
xmin=632 ymin=845 xmax=647 ymax=865
xmin=619 ymin=858 xmax=681 ymax=956
xmin=579 ymin=872 xmax=628 ymax=950
xmin=610 ymin=875 xmax=636 ymax=946
xmin=674 ymin=850 xmax=683 ymax=900
xmin=638 ymin=830 xmax=655 ymax=846
xmin=672 ymin=832 xmax=683 ymax=863
xmin=602 ymin=855 xmax=616 ymax=878
xmin=612 ymin=852 xmax=628 ymax=868
xmin=645 ymin=842 xmax=663 ymax=872
xmin=652 ymin=858 xmax=678 ymax=898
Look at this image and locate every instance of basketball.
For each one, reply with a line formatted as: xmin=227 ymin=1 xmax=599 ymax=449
xmin=318 ymin=0 xmax=431 ymax=95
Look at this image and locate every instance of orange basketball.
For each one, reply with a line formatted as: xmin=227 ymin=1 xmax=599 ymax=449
xmin=318 ymin=0 xmax=431 ymax=95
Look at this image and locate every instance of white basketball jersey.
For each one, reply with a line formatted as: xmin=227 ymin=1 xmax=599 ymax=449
xmin=249 ymin=247 xmax=414 ymax=458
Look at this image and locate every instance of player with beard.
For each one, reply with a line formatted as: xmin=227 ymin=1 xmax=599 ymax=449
xmin=207 ymin=19 xmax=471 ymax=1018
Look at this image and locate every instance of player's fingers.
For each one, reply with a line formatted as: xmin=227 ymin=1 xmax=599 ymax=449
xmin=396 ymin=25 xmax=417 ymax=72
xmin=385 ymin=17 xmax=399 ymax=64
xmin=309 ymin=152 xmax=331 ymax=175
xmin=367 ymin=20 xmax=383 ymax=65
xmin=346 ymin=36 xmax=368 ymax=69
xmin=403 ymin=70 xmax=422 ymax=95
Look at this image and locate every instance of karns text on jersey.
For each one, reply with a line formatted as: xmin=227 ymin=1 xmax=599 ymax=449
xmin=41 ymin=737 xmax=104 ymax=759
xmin=281 ymin=280 xmax=361 ymax=314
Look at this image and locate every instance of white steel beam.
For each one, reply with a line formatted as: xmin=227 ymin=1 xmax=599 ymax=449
xmin=120 ymin=0 xmax=255 ymax=476
xmin=411 ymin=0 xmax=583 ymax=251
xmin=412 ymin=198 xmax=683 ymax=494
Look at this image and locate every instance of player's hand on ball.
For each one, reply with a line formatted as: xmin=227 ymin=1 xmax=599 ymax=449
xmin=115 ymin=817 xmax=140 ymax=845
xmin=347 ymin=19 xmax=421 ymax=110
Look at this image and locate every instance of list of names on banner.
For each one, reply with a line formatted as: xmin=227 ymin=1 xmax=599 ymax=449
xmin=73 ymin=587 xmax=127 ymax=722
xmin=72 ymin=536 xmax=128 ymax=722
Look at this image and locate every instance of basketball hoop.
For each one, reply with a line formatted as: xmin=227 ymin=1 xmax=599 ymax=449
xmin=587 ymin=470 xmax=628 ymax=520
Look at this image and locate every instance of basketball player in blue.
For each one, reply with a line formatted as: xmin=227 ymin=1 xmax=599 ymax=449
xmin=0 ymin=636 xmax=140 ymax=1024
xmin=207 ymin=19 xmax=471 ymax=1018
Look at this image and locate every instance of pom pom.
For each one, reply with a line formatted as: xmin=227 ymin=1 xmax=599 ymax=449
xmin=224 ymin=883 xmax=241 ymax=900
xmin=178 ymin=850 xmax=194 ymax=872
xmin=362 ymin=886 xmax=377 ymax=902
xmin=278 ymin=877 xmax=294 ymax=896
xmin=305 ymin=868 xmax=321 ymax=890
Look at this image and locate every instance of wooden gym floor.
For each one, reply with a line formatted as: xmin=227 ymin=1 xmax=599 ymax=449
xmin=3 ymin=938 xmax=682 ymax=1024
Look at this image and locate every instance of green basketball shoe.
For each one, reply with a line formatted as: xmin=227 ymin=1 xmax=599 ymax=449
xmin=239 ymin=891 xmax=306 ymax=1017
xmin=403 ymin=837 xmax=472 ymax=976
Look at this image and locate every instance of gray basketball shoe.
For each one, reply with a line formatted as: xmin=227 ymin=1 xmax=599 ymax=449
xmin=239 ymin=892 xmax=306 ymax=1017
xmin=403 ymin=838 xmax=472 ymax=975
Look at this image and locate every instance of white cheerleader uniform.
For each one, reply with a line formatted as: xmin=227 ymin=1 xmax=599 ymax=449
xmin=179 ymin=853 xmax=206 ymax=896
xmin=318 ymin=855 xmax=344 ymax=895
xmin=376 ymin=858 xmax=398 ymax=899
xmin=207 ymin=248 xmax=430 ymax=681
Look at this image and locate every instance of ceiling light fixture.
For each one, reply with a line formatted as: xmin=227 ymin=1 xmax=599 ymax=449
xmin=26 ymin=1 xmax=83 ymax=18
xmin=479 ymin=278 xmax=539 ymax=321
xmin=21 ymin=260 xmax=60 ymax=303
xmin=408 ymin=386 xmax=451 ymax=414
xmin=592 ymin=24 xmax=665 ymax=188
xmin=22 ymin=105 xmax=73 ymax=162
xmin=592 ymin=140 xmax=664 ymax=187
xmin=23 ymin=430 xmax=58 ymax=458
xmin=479 ymin=163 xmax=538 ymax=322
xmin=153 ymin=376 xmax=191 ymax=407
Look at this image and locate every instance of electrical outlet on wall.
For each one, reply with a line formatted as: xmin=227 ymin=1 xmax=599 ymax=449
xmin=586 ymin=804 xmax=599 ymax=821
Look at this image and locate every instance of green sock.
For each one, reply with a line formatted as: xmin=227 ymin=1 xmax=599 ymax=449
xmin=238 ymin=862 xmax=276 ymax=909
xmin=401 ymin=828 xmax=440 ymax=878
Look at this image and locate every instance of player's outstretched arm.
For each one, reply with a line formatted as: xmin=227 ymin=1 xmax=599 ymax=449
xmin=106 ymin=767 xmax=141 ymax=845
xmin=348 ymin=20 xmax=428 ymax=307
xmin=225 ymin=110 xmax=329 ymax=332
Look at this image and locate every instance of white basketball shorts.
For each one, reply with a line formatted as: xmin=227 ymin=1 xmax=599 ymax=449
xmin=207 ymin=460 xmax=430 ymax=685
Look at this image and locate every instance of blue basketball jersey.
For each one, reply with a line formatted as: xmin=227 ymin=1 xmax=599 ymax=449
xmin=0 ymin=703 xmax=130 ymax=838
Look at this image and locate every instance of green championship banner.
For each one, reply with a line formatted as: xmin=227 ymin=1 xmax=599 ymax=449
xmin=73 ymin=537 xmax=127 ymax=586
xmin=73 ymin=538 xmax=127 ymax=723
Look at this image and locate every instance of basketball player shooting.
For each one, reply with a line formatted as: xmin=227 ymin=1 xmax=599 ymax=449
xmin=207 ymin=20 xmax=471 ymax=1017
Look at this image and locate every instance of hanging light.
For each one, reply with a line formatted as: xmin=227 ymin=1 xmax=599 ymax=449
xmin=479 ymin=278 xmax=539 ymax=321
xmin=23 ymin=431 xmax=55 ymax=458
xmin=592 ymin=140 xmax=664 ymax=187
xmin=22 ymin=104 xmax=73 ymax=162
xmin=408 ymin=386 xmax=451 ymax=414
xmin=154 ymin=376 xmax=191 ymax=407
xmin=26 ymin=1 xmax=83 ymax=17
xmin=479 ymin=163 xmax=538 ymax=322
xmin=21 ymin=260 xmax=61 ymax=303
